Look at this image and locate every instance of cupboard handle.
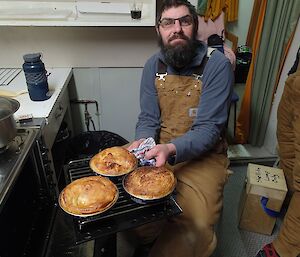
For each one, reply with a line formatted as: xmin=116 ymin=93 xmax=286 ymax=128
xmin=55 ymin=103 xmax=64 ymax=119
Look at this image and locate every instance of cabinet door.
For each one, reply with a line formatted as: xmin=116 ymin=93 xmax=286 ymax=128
xmin=99 ymin=68 xmax=141 ymax=141
xmin=71 ymin=68 xmax=141 ymax=141
xmin=71 ymin=68 xmax=101 ymax=134
xmin=43 ymin=85 xmax=70 ymax=150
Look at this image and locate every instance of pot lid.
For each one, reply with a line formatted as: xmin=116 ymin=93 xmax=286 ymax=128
xmin=0 ymin=97 xmax=20 ymax=120
xmin=23 ymin=53 xmax=41 ymax=63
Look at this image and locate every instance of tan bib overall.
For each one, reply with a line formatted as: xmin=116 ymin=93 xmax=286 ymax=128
xmin=273 ymin=64 xmax=300 ymax=257
xmin=137 ymin=61 xmax=230 ymax=257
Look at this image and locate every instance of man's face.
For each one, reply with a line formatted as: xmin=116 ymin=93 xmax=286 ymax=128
xmin=157 ymin=5 xmax=194 ymax=47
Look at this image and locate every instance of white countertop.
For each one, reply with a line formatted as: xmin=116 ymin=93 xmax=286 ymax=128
xmin=1 ymin=67 xmax=72 ymax=120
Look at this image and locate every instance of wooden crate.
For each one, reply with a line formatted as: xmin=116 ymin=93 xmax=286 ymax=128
xmin=238 ymin=163 xmax=288 ymax=235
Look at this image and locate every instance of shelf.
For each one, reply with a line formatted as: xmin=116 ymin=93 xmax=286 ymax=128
xmin=0 ymin=0 xmax=156 ymax=27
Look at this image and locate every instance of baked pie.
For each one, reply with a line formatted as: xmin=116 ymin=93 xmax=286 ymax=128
xmin=89 ymin=146 xmax=138 ymax=176
xmin=59 ymin=176 xmax=118 ymax=216
xmin=123 ymin=166 xmax=176 ymax=200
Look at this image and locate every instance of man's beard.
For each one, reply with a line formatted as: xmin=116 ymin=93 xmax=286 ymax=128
xmin=159 ymin=33 xmax=198 ymax=69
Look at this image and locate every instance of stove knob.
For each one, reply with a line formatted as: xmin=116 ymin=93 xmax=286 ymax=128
xmin=41 ymin=150 xmax=49 ymax=158
xmin=40 ymin=145 xmax=49 ymax=154
xmin=43 ymin=160 xmax=51 ymax=168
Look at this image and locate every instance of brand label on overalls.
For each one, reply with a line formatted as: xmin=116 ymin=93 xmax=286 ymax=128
xmin=189 ymin=108 xmax=198 ymax=117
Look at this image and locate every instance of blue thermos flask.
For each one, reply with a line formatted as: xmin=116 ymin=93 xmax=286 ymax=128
xmin=23 ymin=53 xmax=49 ymax=101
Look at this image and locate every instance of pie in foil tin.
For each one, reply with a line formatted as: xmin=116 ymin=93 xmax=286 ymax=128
xmin=89 ymin=146 xmax=138 ymax=177
xmin=123 ymin=166 xmax=176 ymax=203
xmin=59 ymin=176 xmax=118 ymax=217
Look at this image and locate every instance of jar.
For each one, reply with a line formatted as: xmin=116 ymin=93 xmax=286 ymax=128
xmin=23 ymin=53 xmax=49 ymax=101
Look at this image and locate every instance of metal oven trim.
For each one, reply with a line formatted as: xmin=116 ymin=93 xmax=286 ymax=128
xmin=0 ymin=128 xmax=37 ymax=210
xmin=0 ymin=128 xmax=58 ymax=257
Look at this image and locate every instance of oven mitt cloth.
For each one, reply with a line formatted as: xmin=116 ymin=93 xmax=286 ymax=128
xmin=130 ymin=137 xmax=156 ymax=166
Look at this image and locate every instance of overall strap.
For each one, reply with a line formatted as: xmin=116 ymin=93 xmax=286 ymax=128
xmin=192 ymin=56 xmax=209 ymax=80
xmin=156 ymin=54 xmax=211 ymax=81
xmin=193 ymin=48 xmax=216 ymax=78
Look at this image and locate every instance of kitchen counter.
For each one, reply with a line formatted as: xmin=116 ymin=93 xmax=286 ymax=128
xmin=3 ymin=67 xmax=74 ymax=150
xmin=1 ymin=67 xmax=74 ymax=199
xmin=2 ymin=67 xmax=73 ymax=121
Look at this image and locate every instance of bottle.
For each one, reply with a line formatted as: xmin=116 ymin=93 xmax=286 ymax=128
xmin=22 ymin=53 xmax=49 ymax=101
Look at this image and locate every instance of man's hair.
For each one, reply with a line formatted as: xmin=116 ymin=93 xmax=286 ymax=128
xmin=156 ymin=0 xmax=199 ymax=35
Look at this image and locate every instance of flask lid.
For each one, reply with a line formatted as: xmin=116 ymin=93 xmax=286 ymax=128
xmin=23 ymin=53 xmax=41 ymax=62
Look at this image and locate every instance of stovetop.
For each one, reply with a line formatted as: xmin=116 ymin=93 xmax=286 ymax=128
xmin=0 ymin=128 xmax=38 ymax=208
xmin=0 ymin=68 xmax=21 ymax=86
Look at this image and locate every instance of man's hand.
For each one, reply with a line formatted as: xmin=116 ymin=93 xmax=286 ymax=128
xmin=144 ymin=143 xmax=176 ymax=167
xmin=127 ymin=138 xmax=146 ymax=151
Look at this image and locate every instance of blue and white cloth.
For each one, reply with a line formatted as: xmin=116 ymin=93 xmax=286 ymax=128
xmin=130 ymin=137 xmax=156 ymax=166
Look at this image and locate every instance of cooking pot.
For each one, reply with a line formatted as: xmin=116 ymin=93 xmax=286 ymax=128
xmin=0 ymin=96 xmax=20 ymax=148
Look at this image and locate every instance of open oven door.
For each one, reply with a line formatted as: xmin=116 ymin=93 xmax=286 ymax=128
xmin=46 ymin=157 xmax=182 ymax=257
xmin=45 ymin=131 xmax=182 ymax=257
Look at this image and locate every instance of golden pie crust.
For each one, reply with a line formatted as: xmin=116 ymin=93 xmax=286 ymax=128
xmin=59 ymin=176 xmax=118 ymax=216
xmin=123 ymin=166 xmax=176 ymax=200
xmin=89 ymin=146 xmax=138 ymax=176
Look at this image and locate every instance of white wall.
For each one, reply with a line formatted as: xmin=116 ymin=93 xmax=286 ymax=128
xmin=0 ymin=0 xmax=255 ymax=67
xmin=0 ymin=26 xmax=157 ymax=140
xmin=264 ymin=18 xmax=300 ymax=154
xmin=69 ymin=67 xmax=141 ymax=141
xmin=0 ymin=26 xmax=158 ymax=68
xmin=0 ymin=2 xmax=284 ymax=143
xmin=226 ymin=0 xmax=254 ymax=46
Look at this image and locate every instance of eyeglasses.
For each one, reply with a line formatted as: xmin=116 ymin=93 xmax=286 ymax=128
xmin=158 ymin=15 xmax=193 ymax=29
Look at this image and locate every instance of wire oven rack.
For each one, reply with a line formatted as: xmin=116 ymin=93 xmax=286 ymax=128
xmin=64 ymin=158 xmax=182 ymax=245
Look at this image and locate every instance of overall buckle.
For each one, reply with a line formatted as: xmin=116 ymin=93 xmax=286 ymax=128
xmin=156 ymin=72 xmax=168 ymax=81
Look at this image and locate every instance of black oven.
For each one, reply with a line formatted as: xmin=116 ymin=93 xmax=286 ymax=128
xmin=0 ymin=128 xmax=56 ymax=257
xmin=0 ymin=129 xmax=183 ymax=257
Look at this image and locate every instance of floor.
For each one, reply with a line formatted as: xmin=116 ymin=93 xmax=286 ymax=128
xmin=211 ymin=160 xmax=283 ymax=257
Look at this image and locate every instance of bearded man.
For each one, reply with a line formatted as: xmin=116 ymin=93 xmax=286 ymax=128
xmin=127 ymin=0 xmax=234 ymax=256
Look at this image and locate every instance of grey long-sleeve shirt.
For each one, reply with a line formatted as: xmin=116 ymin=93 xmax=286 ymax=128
xmin=135 ymin=41 xmax=234 ymax=164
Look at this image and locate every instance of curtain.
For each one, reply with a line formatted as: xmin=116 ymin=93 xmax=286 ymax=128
xmin=226 ymin=0 xmax=238 ymax=22
xmin=235 ymin=0 xmax=267 ymax=144
xmin=246 ymin=0 xmax=264 ymax=48
xmin=235 ymin=0 xmax=300 ymax=145
xmin=249 ymin=1 xmax=300 ymax=145
xmin=197 ymin=0 xmax=238 ymax=22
